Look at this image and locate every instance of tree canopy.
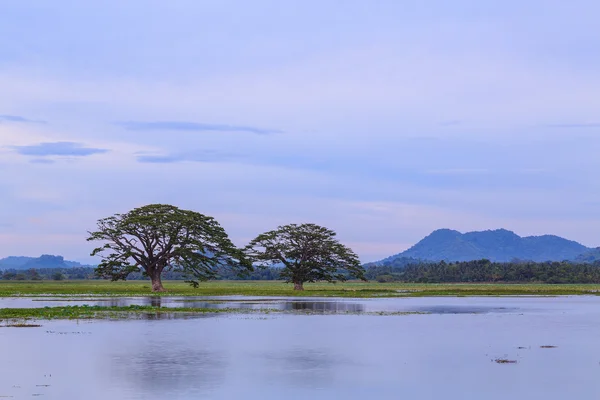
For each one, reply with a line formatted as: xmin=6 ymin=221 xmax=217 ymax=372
xmin=245 ymin=223 xmax=365 ymax=290
xmin=87 ymin=204 xmax=251 ymax=291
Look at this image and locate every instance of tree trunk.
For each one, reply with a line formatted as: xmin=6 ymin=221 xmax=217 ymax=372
xmin=151 ymin=272 xmax=166 ymax=292
xmin=293 ymin=282 xmax=304 ymax=291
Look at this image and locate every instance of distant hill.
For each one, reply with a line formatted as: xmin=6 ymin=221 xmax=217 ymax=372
xmin=573 ymin=248 xmax=600 ymax=263
xmin=0 ymin=255 xmax=86 ymax=270
xmin=377 ymin=229 xmax=592 ymax=264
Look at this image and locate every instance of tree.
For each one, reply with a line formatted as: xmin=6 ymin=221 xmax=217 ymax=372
xmin=1 ymin=271 xmax=16 ymax=280
xmin=52 ymin=272 xmax=65 ymax=281
xmin=28 ymin=268 xmax=42 ymax=281
xmin=245 ymin=223 xmax=366 ymax=290
xmin=87 ymin=204 xmax=251 ymax=292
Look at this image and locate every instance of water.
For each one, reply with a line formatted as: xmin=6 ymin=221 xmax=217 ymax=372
xmin=2 ymin=296 xmax=600 ymax=399
xmin=0 ymin=295 xmax=526 ymax=314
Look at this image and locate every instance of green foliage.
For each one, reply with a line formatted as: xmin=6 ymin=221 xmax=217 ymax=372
xmin=246 ymin=223 xmax=365 ymax=289
xmin=52 ymin=272 xmax=65 ymax=281
xmin=366 ymin=259 xmax=600 ymax=283
xmin=87 ymin=204 xmax=251 ymax=291
xmin=0 ymin=267 xmax=96 ymax=281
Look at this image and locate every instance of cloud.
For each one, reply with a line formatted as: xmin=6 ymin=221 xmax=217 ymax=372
xmin=425 ymin=168 xmax=491 ymax=175
xmin=12 ymin=142 xmax=109 ymax=157
xmin=136 ymin=150 xmax=236 ymax=164
xmin=30 ymin=158 xmax=56 ymax=164
xmin=117 ymin=121 xmax=281 ymax=135
xmin=546 ymin=123 xmax=600 ymax=128
xmin=136 ymin=154 xmax=184 ymax=163
xmin=0 ymin=114 xmax=46 ymax=124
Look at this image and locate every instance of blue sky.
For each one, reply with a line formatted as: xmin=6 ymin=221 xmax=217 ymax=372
xmin=1 ymin=0 xmax=599 ymax=263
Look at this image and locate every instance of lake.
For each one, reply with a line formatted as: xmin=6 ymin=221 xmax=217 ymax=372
xmin=2 ymin=296 xmax=600 ymax=399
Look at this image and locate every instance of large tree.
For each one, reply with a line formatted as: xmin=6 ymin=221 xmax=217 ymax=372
xmin=245 ymin=223 xmax=366 ymax=290
xmin=87 ymin=204 xmax=250 ymax=292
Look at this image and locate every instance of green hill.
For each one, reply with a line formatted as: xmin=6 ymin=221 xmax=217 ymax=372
xmin=378 ymin=229 xmax=592 ymax=264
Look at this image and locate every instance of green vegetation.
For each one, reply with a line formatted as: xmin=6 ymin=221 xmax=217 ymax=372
xmin=2 ymin=323 xmax=42 ymax=328
xmin=87 ymin=205 xmax=367 ymax=293
xmin=1 ymin=267 xmax=95 ymax=281
xmin=88 ymin=204 xmax=251 ymax=292
xmin=2 ymin=280 xmax=600 ymax=297
xmin=367 ymin=259 xmax=600 ymax=283
xmin=246 ymin=223 xmax=366 ymax=290
xmin=0 ymin=305 xmax=266 ymax=321
xmin=0 ymin=305 xmax=428 ymax=323
xmin=7 ymin=259 xmax=600 ymax=286
xmin=494 ymin=358 xmax=518 ymax=364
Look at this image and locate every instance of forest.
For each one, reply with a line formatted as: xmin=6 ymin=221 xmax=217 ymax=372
xmin=367 ymin=259 xmax=600 ymax=284
xmin=3 ymin=259 xmax=600 ymax=284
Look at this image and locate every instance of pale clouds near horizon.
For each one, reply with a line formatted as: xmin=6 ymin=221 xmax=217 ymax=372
xmin=1 ymin=0 xmax=599 ymax=263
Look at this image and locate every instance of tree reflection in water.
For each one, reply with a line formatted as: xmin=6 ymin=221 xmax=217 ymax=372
xmin=110 ymin=346 xmax=228 ymax=394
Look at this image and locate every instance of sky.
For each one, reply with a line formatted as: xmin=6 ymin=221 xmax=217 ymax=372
xmin=1 ymin=0 xmax=599 ymax=264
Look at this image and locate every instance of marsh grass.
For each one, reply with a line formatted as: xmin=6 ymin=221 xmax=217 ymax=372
xmin=0 ymin=305 xmax=272 ymax=321
xmin=2 ymin=280 xmax=600 ymax=298
xmin=1 ymin=322 xmax=42 ymax=328
xmin=0 ymin=305 xmax=430 ymax=321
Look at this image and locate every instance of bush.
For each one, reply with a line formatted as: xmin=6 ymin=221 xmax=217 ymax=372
xmin=376 ymin=274 xmax=395 ymax=283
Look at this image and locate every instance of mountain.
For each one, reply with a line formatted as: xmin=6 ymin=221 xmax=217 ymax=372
xmin=0 ymin=256 xmax=34 ymax=268
xmin=0 ymin=255 xmax=85 ymax=270
xmin=573 ymin=248 xmax=600 ymax=263
xmin=378 ymin=229 xmax=592 ymax=263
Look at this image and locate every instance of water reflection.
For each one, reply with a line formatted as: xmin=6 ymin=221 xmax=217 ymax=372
xmin=414 ymin=305 xmax=518 ymax=314
xmin=3 ymin=297 xmax=369 ymax=313
xmin=134 ymin=313 xmax=219 ymax=321
xmin=173 ymin=300 xmax=265 ymax=310
xmin=263 ymin=348 xmax=339 ymax=388
xmin=150 ymin=297 xmax=162 ymax=308
xmin=103 ymin=298 xmax=133 ymax=308
xmin=0 ymin=297 xmax=524 ymax=314
xmin=111 ymin=347 xmax=227 ymax=394
xmin=284 ymin=301 xmax=365 ymax=313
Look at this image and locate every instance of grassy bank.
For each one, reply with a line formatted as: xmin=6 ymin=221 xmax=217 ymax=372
xmin=1 ymin=280 xmax=600 ymax=297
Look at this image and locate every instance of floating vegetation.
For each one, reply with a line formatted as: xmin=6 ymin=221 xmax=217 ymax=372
xmin=0 ymin=305 xmax=280 ymax=321
xmin=494 ymin=358 xmax=518 ymax=364
xmin=4 ymin=323 xmax=42 ymax=328
xmin=0 ymin=305 xmax=433 ymax=322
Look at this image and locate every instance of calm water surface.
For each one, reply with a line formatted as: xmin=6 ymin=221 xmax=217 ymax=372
xmin=2 ymin=296 xmax=600 ymax=399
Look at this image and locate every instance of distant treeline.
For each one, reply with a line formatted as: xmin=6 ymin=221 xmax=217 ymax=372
xmin=0 ymin=266 xmax=282 ymax=281
xmin=0 ymin=267 xmax=98 ymax=281
xmin=367 ymin=259 xmax=600 ymax=284
xmin=4 ymin=260 xmax=600 ymax=284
